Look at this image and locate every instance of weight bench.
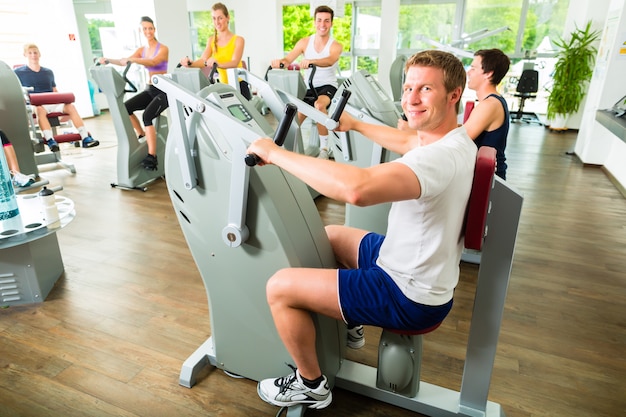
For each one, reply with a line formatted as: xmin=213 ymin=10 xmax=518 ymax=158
xmin=26 ymin=92 xmax=79 ymax=173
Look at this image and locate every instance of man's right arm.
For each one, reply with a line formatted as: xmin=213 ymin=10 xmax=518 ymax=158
xmin=272 ymin=37 xmax=307 ymax=68
xmin=337 ymin=113 xmax=419 ymax=156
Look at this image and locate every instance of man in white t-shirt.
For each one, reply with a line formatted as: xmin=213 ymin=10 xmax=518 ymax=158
xmin=271 ymin=5 xmax=343 ymax=159
xmin=249 ymin=50 xmax=477 ymax=411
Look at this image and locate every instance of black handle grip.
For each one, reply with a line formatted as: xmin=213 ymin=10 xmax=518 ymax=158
xmin=401 ymin=113 xmax=408 ymax=121
xmin=307 ymin=64 xmax=317 ymax=99
xmin=245 ymin=103 xmax=298 ymax=167
xmin=330 ymin=89 xmax=352 ymax=122
xmin=208 ymin=62 xmax=218 ymax=84
xmin=274 ymin=103 xmax=297 ymax=147
xmin=264 ymin=65 xmax=272 ymax=81
xmin=176 ymin=59 xmax=192 ymax=68
xmin=123 ymin=62 xmax=138 ymax=93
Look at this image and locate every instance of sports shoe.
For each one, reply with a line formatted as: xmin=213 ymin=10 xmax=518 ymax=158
xmin=11 ymin=171 xmax=35 ymax=188
xmin=257 ymin=366 xmax=332 ymax=409
xmin=47 ymin=138 xmax=60 ymax=152
xmin=82 ymin=136 xmax=100 ymax=148
xmin=141 ymin=153 xmax=158 ymax=171
xmin=318 ymin=148 xmax=330 ymax=160
xmin=347 ymin=325 xmax=365 ymax=349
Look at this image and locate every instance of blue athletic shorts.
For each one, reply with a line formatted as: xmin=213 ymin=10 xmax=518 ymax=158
xmin=338 ymin=233 xmax=453 ymax=331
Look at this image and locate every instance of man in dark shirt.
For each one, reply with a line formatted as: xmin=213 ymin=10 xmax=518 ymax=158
xmin=15 ymin=44 xmax=99 ymax=151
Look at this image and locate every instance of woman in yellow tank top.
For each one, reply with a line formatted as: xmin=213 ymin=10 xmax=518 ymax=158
xmin=178 ymin=2 xmax=244 ymax=84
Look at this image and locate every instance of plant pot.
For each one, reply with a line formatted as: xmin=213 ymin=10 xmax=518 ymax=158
xmin=549 ymin=114 xmax=568 ymax=131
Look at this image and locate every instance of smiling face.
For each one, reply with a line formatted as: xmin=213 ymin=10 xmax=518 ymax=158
xmin=141 ymin=21 xmax=156 ymax=40
xmin=401 ymin=65 xmax=458 ymax=132
xmin=467 ymin=55 xmax=490 ymax=91
xmin=314 ymin=12 xmax=333 ymax=37
xmin=212 ymin=8 xmax=229 ymax=32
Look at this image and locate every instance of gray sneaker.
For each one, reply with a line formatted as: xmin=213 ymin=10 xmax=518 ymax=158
xmin=347 ymin=325 xmax=365 ymax=349
xmin=257 ymin=366 xmax=332 ymax=409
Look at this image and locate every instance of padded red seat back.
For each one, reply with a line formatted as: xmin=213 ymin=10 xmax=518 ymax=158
xmin=29 ymin=92 xmax=75 ymax=106
xmin=463 ymin=100 xmax=475 ymax=123
xmin=464 ymin=146 xmax=497 ymax=251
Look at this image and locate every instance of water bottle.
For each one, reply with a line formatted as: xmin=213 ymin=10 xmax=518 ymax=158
xmin=39 ymin=186 xmax=60 ymax=228
xmin=0 ymin=148 xmax=21 ymax=232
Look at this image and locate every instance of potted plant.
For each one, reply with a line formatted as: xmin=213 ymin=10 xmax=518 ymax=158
xmin=546 ymin=21 xmax=600 ymax=130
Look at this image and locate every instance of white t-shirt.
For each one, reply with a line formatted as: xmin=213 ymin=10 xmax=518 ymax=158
xmin=303 ymin=35 xmax=338 ymax=88
xmin=377 ymin=126 xmax=477 ymax=306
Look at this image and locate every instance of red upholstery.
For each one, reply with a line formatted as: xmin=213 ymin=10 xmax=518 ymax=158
xmin=463 ymin=100 xmax=475 ymax=123
xmin=28 ymin=92 xmax=82 ymax=143
xmin=386 ymin=321 xmax=442 ymax=336
xmin=383 ymin=149 xmax=496 ymax=337
xmin=29 ymin=92 xmax=76 ymax=106
xmin=464 ymin=146 xmax=497 ymax=251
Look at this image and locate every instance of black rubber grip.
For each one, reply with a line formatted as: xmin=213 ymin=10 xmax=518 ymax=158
xmin=245 ymin=103 xmax=298 ymax=167
xmin=330 ymin=89 xmax=352 ymax=122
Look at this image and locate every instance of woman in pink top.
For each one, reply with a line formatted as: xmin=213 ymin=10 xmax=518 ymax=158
xmin=99 ymin=16 xmax=169 ymax=171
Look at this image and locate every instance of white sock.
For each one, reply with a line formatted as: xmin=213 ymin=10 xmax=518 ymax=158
xmin=43 ymin=130 xmax=54 ymax=141
xmin=319 ymin=135 xmax=328 ymax=150
xmin=78 ymin=126 xmax=89 ymax=139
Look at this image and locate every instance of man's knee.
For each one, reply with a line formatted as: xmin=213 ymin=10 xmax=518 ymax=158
xmin=315 ymin=97 xmax=330 ymax=112
xmin=266 ymin=269 xmax=293 ymax=306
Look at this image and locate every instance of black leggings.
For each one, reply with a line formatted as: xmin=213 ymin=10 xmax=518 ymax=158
xmin=0 ymin=130 xmax=10 ymax=146
xmin=124 ymin=85 xmax=169 ymax=127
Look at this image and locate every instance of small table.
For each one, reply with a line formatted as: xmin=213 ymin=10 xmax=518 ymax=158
xmin=0 ymin=194 xmax=75 ymax=306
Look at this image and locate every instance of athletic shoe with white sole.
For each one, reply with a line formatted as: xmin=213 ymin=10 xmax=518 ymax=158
xmin=257 ymin=366 xmax=332 ymax=409
xmin=347 ymin=324 xmax=365 ymax=349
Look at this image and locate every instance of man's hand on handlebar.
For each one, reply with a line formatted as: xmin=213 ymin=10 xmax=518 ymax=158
xmin=334 ymin=113 xmax=358 ymax=133
xmin=246 ymin=138 xmax=277 ymax=166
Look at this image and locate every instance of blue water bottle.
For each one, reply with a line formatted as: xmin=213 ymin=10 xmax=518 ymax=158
xmin=0 ymin=148 xmax=20 ymax=230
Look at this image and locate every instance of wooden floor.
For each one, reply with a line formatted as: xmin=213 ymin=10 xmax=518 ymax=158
xmin=1 ymin=112 xmax=625 ymax=417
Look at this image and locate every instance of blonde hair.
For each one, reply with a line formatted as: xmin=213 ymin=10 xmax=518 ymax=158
xmin=212 ymin=2 xmax=229 ymax=52
xmin=23 ymin=43 xmax=40 ymax=54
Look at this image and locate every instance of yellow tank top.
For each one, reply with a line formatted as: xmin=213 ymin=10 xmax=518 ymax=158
xmin=213 ymin=35 xmax=242 ymax=84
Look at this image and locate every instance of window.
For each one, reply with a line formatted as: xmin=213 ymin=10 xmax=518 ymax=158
xmin=85 ymin=14 xmax=115 ymax=58
xmin=398 ymin=1 xmax=459 ymax=56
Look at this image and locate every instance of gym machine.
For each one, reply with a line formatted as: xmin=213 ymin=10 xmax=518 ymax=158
xmin=90 ymin=63 xmax=167 ymax=191
xmin=154 ymin=75 xmax=523 ymax=417
xmin=0 ymin=61 xmax=50 ymax=178
xmin=329 ymin=69 xmax=402 ymax=235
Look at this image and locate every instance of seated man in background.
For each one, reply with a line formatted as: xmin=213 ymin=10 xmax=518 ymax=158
xmin=249 ymin=50 xmax=476 ymax=410
xmin=1 ymin=130 xmax=35 ymax=188
xmin=15 ymin=44 xmax=99 ymax=152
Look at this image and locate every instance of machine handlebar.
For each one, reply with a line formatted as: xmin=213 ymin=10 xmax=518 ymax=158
xmin=208 ymin=62 xmax=218 ymax=84
xmin=122 ymin=62 xmax=138 ymax=93
xmin=176 ymin=59 xmax=192 ymax=68
xmin=330 ymin=89 xmax=352 ymax=122
xmin=245 ymin=103 xmax=298 ymax=167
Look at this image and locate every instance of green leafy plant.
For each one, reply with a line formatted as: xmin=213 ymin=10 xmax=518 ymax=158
xmin=546 ymin=21 xmax=600 ymax=121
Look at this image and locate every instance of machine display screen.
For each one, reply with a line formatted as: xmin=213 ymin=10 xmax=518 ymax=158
xmin=228 ymin=104 xmax=251 ymax=122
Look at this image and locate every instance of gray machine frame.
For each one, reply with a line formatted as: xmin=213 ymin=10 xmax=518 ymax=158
xmin=0 ymin=61 xmax=44 ymax=177
xmin=90 ymin=64 xmax=167 ymax=191
xmin=328 ymin=69 xmax=402 ymax=235
xmin=155 ymin=75 xmax=523 ymax=417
